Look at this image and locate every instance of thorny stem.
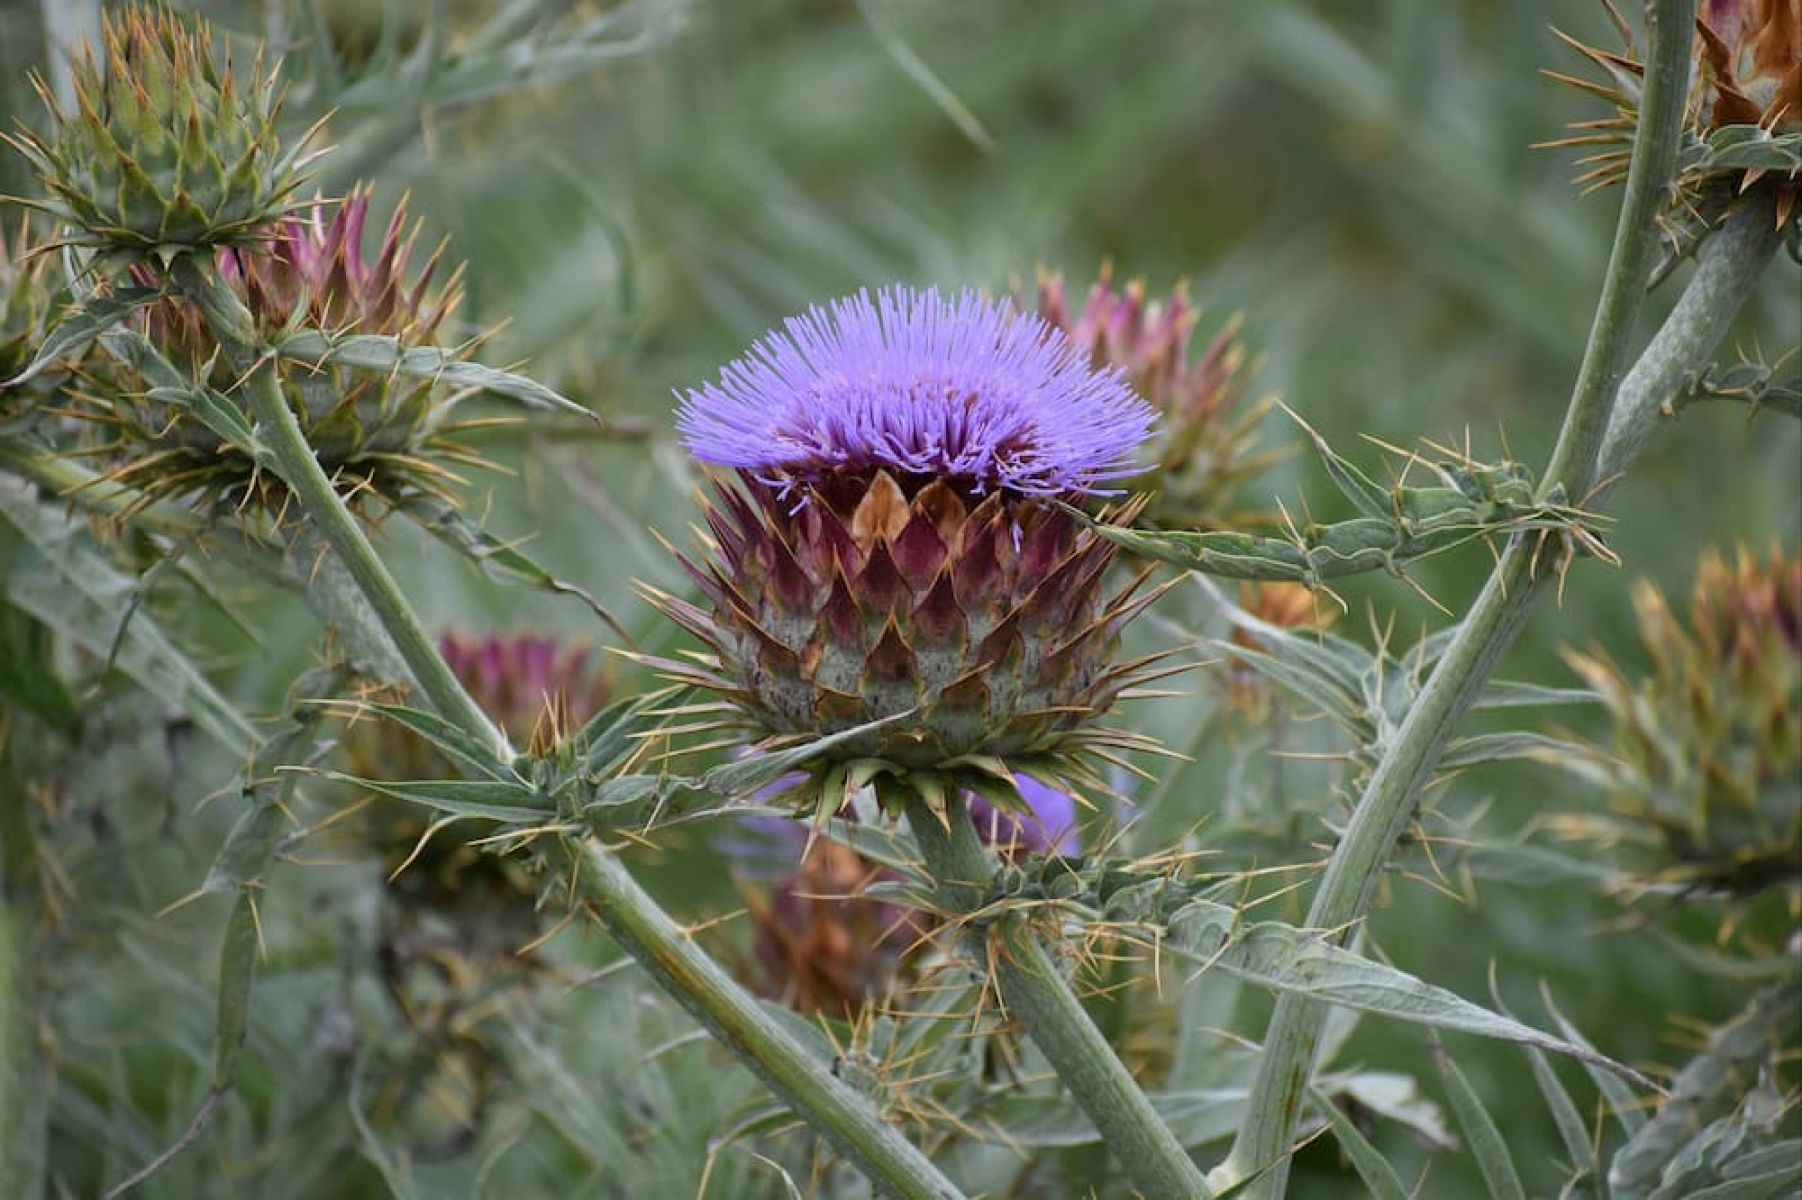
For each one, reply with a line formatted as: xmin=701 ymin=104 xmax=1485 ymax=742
xmin=169 ymin=255 xmax=512 ymax=763
xmin=170 ymin=254 xmax=960 ymax=1199
xmin=1219 ymin=2 xmax=1707 ymax=1194
xmin=573 ymin=842 xmax=963 ymax=1200
xmin=1598 ymin=193 xmax=1789 ymax=481
xmin=904 ymin=793 xmax=1213 ymax=1200
xmin=1538 ymin=0 xmax=1698 ymax=501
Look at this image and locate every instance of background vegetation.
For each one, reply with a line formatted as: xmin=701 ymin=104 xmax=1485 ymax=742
xmin=1 ymin=0 xmax=1795 ymax=1195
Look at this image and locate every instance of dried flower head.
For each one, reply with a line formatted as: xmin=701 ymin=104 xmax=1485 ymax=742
xmin=1550 ymin=546 xmax=1801 ymax=900
xmin=1222 ymin=582 xmax=1339 ymax=723
xmin=731 ymin=774 xmax=1078 ymax=1016
xmin=1029 ymin=268 xmax=1274 ymax=529
xmin=7 ymin=6 xmax=314 ymax=255
xmin=656 ymin=286 xmax=1167 ymax=818
xmin=1545 ymin=0 xmax=1802 ymax=225
xmin=86 ymin=188 xmax=480 ymax=511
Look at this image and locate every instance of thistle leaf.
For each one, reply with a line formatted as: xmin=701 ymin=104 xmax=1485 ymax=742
xmin=1163 ymin=899 xmax=1654 ymax=1085
xmin=1309 ymin=1084 xmax=1411 ymax=1200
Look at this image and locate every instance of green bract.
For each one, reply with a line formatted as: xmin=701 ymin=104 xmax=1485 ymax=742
xmin=7 ymin=6 xmax=314 ymax=255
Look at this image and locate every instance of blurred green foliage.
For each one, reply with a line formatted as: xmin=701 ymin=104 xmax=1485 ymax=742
xmin=1 ymin=0 xmax=1796 ymax=1195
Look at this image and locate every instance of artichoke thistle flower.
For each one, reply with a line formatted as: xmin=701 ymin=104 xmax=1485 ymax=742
xmin=1029 ymin=268 xmax=1273 ymax=530
xmin=7 ymin=6 xmax=314 ymax=256
xmin=655 ymin=286 xmax=1165 ymax=819
xmin=90 ymin=188 xmax=479 ymax=511
xmin=1550 ymin=547 xmax=1801 ymax=900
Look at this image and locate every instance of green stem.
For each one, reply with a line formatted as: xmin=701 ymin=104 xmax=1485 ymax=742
xmin=905 ymin=793 xmax=1212 ymax=1200
xmin=1218 ymin=2 xmax=1698 ymax=1194
xmin=169 ymin=255 xmax=958 ymax=1198
xmin=574 ymin=841 xmax=962 ymax=1199
xmin=1538 ymin=0 xmax=1697 ymax=500
xmin=169 ymin=256 xmax=512 ymax=763
xmin=1598 ymin=193 xmax=1788 ymax=481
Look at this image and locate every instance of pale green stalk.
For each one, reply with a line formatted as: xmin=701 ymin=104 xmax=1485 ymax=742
xmin=170 ymin=256 xmax=960 ymax=1199
xmin=168 ymin=255 xmax=512 ymax=764
xmin=905 ymin=793 xmax=1212 ymax=1200
xmin=1217 ymin=2 xmax=1702 ymax=1193
xmin=1598 ymin=194 xmax=1788 ymax=482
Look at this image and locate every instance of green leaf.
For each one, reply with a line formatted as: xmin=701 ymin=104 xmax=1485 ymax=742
xmin=399 ymin=494 xmax=632 ymax=643
xmin=0 ymin=603 xmax=80 ymax=734
xmin=1433 ymin=1039 xmax=1527 ymax=1200
xmin=0 ymin=482 xmax=257 ymax=755
xmin=1541 ymin=982 xmax=1646 ymax=1138
xmin=1472 ymin=680 xmax=1598 ymax=710
xmin=1162 ymin=899 xmax=1654 ymax=1086
xmin=1440 ymin=731 xmax=1593 ymax=770
xmin=3 ymin=287 xmax=162 ymax=388
xmin=1309 ymin=1084 xmax=1411 ymax=1200
xmin=272 ymin=331 xmax=599 ymax=422
xmin=323 ymin=700 xmax=511 ymax=782
xmin=321 ymin=772 xmax=553 ymax=824
xmin=213 ymin=895 xmax=259 ymax=1086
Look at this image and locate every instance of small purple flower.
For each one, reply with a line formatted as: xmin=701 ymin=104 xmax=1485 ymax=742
xmin=677 ymin=286 xmax=1154 ymax=497
xmin=969 ymin=776 xmax=1081 ymax=857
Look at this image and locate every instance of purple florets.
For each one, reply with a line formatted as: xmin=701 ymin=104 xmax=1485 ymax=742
xmin=677 ymin=286 xmax=1154 ymax=497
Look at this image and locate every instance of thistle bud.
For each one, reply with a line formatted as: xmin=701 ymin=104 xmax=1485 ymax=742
xmin=8 ymin=6 xmax=312 ymax=254
xmin=655 ymin=286 xmax=1165 ymax=817
xmin=1554 ymin=547 xmax=1801 ymax=899
xmin=341 ymin=633 xmax=610 ymax=929
xmin=94 ymin=189 xmax=473 ymax=510
xmin=1029 ymin=268 xmax=1271 ymax=530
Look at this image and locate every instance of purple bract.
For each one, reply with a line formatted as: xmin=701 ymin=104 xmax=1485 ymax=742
xmin=677 ymin=286 xmax=1154 ymax=497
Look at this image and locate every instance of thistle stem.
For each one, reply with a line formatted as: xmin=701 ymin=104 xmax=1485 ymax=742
xmin=904 ymin=793 xmax=1212 ymax=1200
xmin=573 ymin=841 xmax=963 ymax=1199
xmin=1219 ymin=2 xmax=1701 ymax=1193
xmin=1598 ymin=193 xmax=1789 ymax=482
xmin=169 ymin=255 xmax=512 ymax=763
xmin=169 ymin=255 xmax=959 ymax=1199
xmin=1537 ymin=0 xmax=1697 ymax=502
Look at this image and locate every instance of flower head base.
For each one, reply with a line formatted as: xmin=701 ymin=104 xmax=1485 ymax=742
xmin=678 ymin=287 xmax=1152 ymax=498
xmin=1030 ymin=268 xmax=1275 ymax=530
xmin=90 ymin=188 xmax=478 ymax=511
xmin=7 ymin=6 xmax=314 ymax=255
xmin=658 ymin=287 xmax=1168 ymax=817
xmin=1549 ymin=546 xmax=1801 ymax=901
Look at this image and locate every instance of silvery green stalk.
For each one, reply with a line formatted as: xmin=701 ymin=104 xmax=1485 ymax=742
xmin=166 ymin=256 xmax=961 ymax=1200
xmin=1218 ymin=2 xmax=1739 ymax=1193
xmin=905 ymin=791 xmax=1213 ymax=1200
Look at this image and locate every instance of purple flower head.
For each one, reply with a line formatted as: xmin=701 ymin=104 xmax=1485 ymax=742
xmin=677 ymin=286 xmax=1155 ymax=497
